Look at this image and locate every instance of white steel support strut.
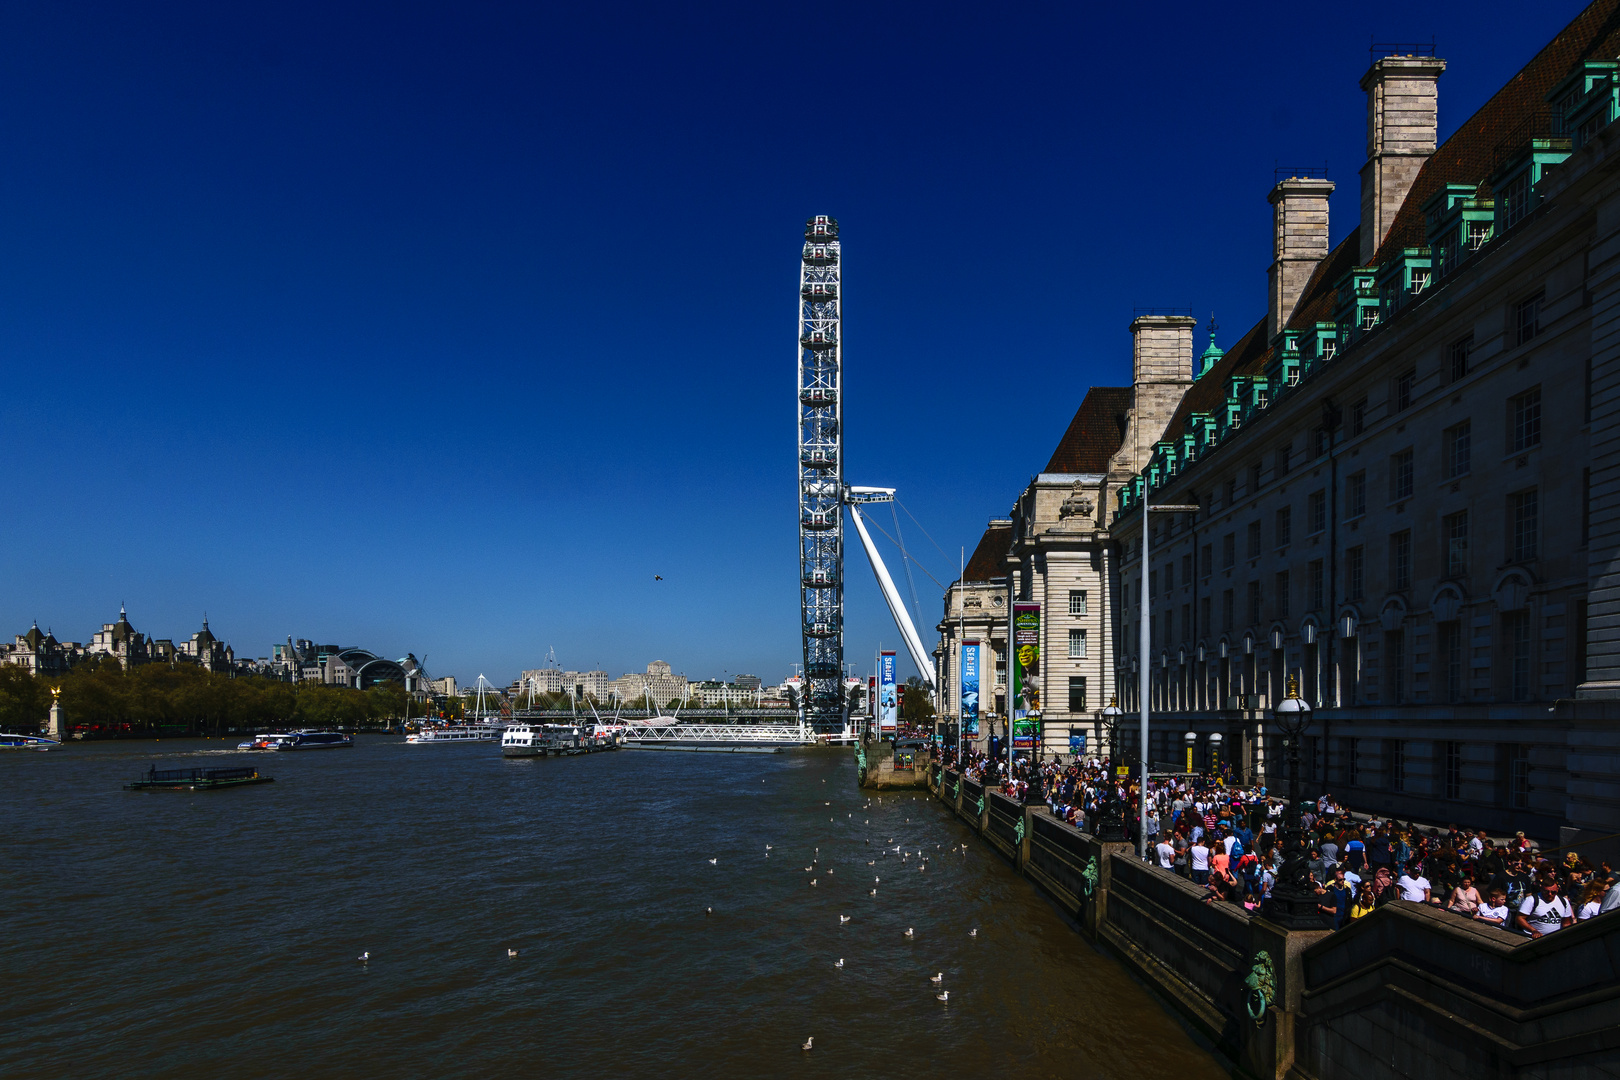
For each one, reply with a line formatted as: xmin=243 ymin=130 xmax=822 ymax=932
xmin=847 ymin=500 xmax=937 ymax=688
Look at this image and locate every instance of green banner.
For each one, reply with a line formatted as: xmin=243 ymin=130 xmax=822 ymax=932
xmin=1012 ymin=602 xmax=1040 ymax=724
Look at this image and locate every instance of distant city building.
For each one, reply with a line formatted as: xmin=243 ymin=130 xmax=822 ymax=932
xmin=519 ymin=666 xmax=613 ymax=701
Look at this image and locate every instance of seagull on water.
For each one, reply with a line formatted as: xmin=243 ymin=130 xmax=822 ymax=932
xmin=869 ymin=888 xmax=877 ymax=896
xmin=706 ymin=907 xmax=712 ymax=915
xmin=969 ymin=928 xmax=978 ymax=938
xmin=802 ymin=1037 xmax=814 ymax=1052
xmin=930 ymin=973 xmax=943 ymax=984
xmin=937 ymin=991 xmax=950 ymax=1002
xmin=508 ymin=949 xmax=520 ymax=958
xmin=358 ymin=952 xmax=369 ymax=962
xmin=839 ymin=915 xmax=851 ymax=924
xmin=811 ymin=879 xmax=817 ymax=887
xmin=708 ymin=858 xmax=717 ymax=865
xmin=765 ymin=844 xmax=772 ymax=850
xmin=834 ymin=958 xmax=844 ymax=968
xmin=904 ymin=927 xmax=914 ymax=938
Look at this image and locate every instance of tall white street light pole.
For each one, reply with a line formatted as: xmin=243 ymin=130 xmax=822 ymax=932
xmin=1139 ymin=494 xmax=1200 ymax=859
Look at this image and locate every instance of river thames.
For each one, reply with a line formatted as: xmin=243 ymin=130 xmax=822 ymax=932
xmin=1 ymin=740 xmax=1228 ymax=1079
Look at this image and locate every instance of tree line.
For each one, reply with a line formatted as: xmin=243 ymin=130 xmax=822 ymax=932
xmin=0 ymin=658 xmax=413 ymax=735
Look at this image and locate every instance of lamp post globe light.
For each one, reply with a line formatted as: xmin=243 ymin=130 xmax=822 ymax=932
xmin=1262 ymin=676 xmax=1329 ymax=929
xmin=1095 ymin=696 xmax=1128 ymax=843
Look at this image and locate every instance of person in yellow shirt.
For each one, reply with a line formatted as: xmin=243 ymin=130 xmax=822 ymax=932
xmin=1349 ymin=883 xmax=1378 ymax=920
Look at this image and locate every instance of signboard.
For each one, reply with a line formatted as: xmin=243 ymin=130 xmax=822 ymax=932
xmin=1012 ymin=717 xmax=1040 ymax=750
xmin=878 ymin=652 xmax=897 ymax=732
xmin=1012 ymin=603 xmax=1041 ymax=719
xmin=1068 ymin=728 xmax=1087 ymax=756
xmin=960 ymin=640 xmax=980 ymax=739
xmin=868 ymin=676 xmax=876 ymax=718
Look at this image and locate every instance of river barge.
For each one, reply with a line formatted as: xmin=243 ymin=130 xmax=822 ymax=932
xmin=502 ymin=723 xmax=621 ymax=757
xmin=125 ymin=765 xmax=275 ymax=791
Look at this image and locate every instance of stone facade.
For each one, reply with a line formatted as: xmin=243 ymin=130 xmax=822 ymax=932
xmin=1102 ymin=18 xmax=1620 ymax=845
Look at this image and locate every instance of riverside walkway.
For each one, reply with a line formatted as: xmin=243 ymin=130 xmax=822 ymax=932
xmin=924 ymin=758 xmax=1619 ymax=1080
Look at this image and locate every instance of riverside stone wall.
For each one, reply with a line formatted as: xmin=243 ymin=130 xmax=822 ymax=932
xmin=923 ymin=759 xmax=1619 ymax=1080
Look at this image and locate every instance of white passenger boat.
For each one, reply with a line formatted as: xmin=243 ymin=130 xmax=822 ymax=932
xmin=0 ymin=734 xmax=60 ymax=751
xmin=501 ymin=722 xmax=619 ymax=757
xmin=406 ymin=723 xmax=504 ymax=744
xmin=273 ymin=730 xmax=354 ymax=750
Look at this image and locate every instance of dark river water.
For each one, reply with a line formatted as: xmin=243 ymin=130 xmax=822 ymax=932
xmin=0 ymin=739 xmax=1228 ymax=1079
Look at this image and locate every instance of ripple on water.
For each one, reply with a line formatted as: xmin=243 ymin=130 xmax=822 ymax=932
xmin=0 ymin=739 xmax=1226 ymax=1079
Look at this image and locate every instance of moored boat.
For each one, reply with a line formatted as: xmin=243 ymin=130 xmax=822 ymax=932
xmin=501 ymin=722 xmax=621 ymax=757
xmin=407 ymin=723 xmax=504 ymax=744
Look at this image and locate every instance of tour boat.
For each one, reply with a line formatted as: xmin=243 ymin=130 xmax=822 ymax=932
xmin=0 ymin=734 xmax=60 ymax=751
xmin=406 ymin=723 xmax=504 ymax=744
xmin=272 ymin=730 xmax=354 ymax=750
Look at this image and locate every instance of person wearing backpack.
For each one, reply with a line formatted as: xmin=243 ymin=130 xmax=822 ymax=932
xmin=1514 ymin=873 xmax=1574 ymax=938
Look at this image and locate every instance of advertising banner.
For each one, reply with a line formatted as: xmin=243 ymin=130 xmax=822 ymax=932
xmin=1012 ymin=603 xmax=1041 ymax=719
xmin=868 ymin=676 xmax=876 ymax=718
xmin=1012 ymin=717 xmax=1040 ymax=750
xmin=960 ymin=640 xmax=980 ymax=739
xmin=878 ymin=652 xmax=897 ymax=731
xmin=1068 ymin=728 xmax=1087 ymax=756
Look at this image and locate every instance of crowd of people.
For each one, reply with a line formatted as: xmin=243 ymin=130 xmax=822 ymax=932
xmin=934 ymin=745 xmax=1619 ymax=938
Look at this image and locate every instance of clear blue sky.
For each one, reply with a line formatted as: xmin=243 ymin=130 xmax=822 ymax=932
xmin=0 ymin=0 xmax=1588 ymax=687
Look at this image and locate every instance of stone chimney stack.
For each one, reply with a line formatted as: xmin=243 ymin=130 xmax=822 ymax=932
xmin=1359 ymin=54 xmax=1446 ymax=264
xmin=1268 ymin=177 xmax=1335 ymax=339
xmin=1121 ymin=315 xmax=1195 ymax=473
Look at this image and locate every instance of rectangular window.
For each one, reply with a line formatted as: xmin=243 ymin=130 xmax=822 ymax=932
xmin=1444 ymin=421 xmax=1471 ymax=479
xmin=1346 ymin=546 xmax=1365 ymax=601
xmin=1181 ymin=604 xmax=1191 ymax=641
xmin=1181 ymin=554 xmax=1192 ymax=585
xmin=1164 ymin=563 xmax=1174 ymax=592
xmin=1451 ymin=334 xmax=1474 ymax=382
xmin=1515 ymin=290 xmax=1544 ymax=345
xmin=1390 ymin=449 xmax=1414 ymax=502
xmin=1224 ymin=478 xmax=1237 ymax=507
xmin=1510 ymin=387 xmax=1541 ymax=452
xmin=1390 ymin=530 xmax=1412 ymax=591
xmin=1510 ymin=489 xmax=1539 ymax=562
xmin=1276 ymin=571 xmax=1291 ymax=618
xmin=1444 ymin=511 xmax=1468 ymax=577
xmin=1067 ymin=628 xmax=1088 ymax=660
xmin=1200 ymin=597 xmax=1210 ymax=635
xmin=1312 ymin=427 xmax=1328 ymax=457
xmin=1501 ymin=174 xmax=1531 ymax=229
xmin=1441 ymin=624 xmax=1462 ymax=704
xmin=1222 ymin=533 xmax=1235 ymax=570
xmin=1149 ymin=570 xmax=1157 ymax=599
xmin=1309 ymin=560 xmax=1324 ymax=610
xmin=1249 ymin=463 xmax=1262 ymax=493
xmin=1068 ymin=590 xmax=1088 ymax=616
xmin=1246 ymin=521 xmax=1262 ymax=560
xmin=1067 ymin=676 xmax=1087 ymax=713
xmin=1507 ymin=612 xmax=1531 ymax=702
xmin=1308 ymin=490 xmax=1326 ymax=534
xmin=1395 ymin=369 xmax=1415 ymax=412
xmin=1386 ymin=630 xmax=1406 ymax=705
xmin=1247 ymin=580 xmax=1262 ymax=625
xmin=1222 ymin=589 xmax=1233 ymax=632
xmin=1200 ymin=544 xmax=1212 ymax=578
xmin=1275 ymin=506 xmax=1292 ymax=548
xmin=1384 ymin=739 xmax=1405 ymax=792
xmin=1276 ymin=444 xmax=1291 ymax=478
xmin=1346 ymin=471 xmax=1366 ymax=518
xmin=1347 ymin=737 xmax=1360 ymax=786
xmin=1509 ymin=744 xmax=1529 ymax=810
xmin=1350 ymin=398 xmax=1367 ymax=436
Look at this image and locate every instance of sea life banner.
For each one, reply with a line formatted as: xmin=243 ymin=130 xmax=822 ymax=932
xmin=960 ymin=641 xmax=980 ymax=737
xmin=879 ymin=651 xmax=897 ymax=731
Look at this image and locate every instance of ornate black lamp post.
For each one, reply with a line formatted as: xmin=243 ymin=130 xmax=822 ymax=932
xmin=1094 ymin=696 xmax=1128 ymax=842
xmin=1262 ymin=676 xmax=1329 ymax=929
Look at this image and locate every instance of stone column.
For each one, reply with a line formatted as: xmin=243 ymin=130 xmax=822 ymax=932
xmin=47 ymin=693 xmax=65 ymax=741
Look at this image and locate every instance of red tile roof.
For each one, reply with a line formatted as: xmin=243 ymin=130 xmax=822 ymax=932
xmin=1372 ymin=0 xmax=1620 ymax=264
xmin=1042 ymin=386 xmax=1132 ymax=474
xmin=963 ymin=523 xmax=1012 ymax=582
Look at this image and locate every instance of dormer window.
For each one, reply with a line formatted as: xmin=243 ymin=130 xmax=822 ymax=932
xmin=1500 ymin=173 xmax=1530 ymax=229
